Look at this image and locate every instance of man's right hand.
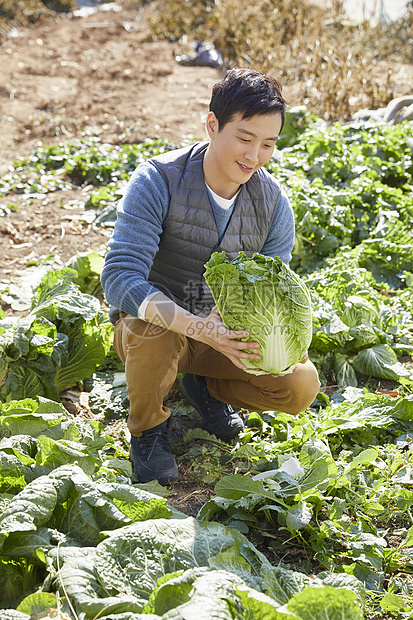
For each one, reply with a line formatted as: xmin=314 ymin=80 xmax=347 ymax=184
xmin=144 ymin=294 xmax=261 ymax=371
xmin=192 ymin=306 xmax=261 ymax=371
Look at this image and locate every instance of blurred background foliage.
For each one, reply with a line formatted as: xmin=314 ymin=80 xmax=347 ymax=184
xmin=147 ymin=0 xmax=413 ymax=120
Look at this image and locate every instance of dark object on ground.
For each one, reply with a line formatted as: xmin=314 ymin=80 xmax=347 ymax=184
xmin=179 ymin=373 xmax=244 ymax=441
xmin=176 ymin=41 xmax=224 ymax=69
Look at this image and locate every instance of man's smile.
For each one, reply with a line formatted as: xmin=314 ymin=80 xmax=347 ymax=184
xmin=237 ymin=162 xmax=254 ymax=173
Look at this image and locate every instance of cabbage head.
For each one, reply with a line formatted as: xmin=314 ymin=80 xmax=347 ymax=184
xmin=204 ymin=251 xmax=312 ymax=376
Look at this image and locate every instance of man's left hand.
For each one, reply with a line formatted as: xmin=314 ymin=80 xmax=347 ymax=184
xmin=292 ymin=352 xmax=309 ymax=372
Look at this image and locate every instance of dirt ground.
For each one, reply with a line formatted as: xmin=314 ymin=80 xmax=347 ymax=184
xmin=0 ymin=2 xmax=222 ymax=275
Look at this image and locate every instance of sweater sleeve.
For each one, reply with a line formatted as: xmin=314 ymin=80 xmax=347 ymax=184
xmin=260 ymin=186 xmax=295 ymax=264
xmin=100 ymin=161 xmax=169 ymax=317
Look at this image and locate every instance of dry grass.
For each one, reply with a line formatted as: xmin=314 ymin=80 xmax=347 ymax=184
xmin=1 ymin=0 xmax=411 ymax=121
xmin=148 ymin=0 xmax=413 ymax=120
xmin=0 ymin=0 xmax=76 ymax=29
xmin=0 ymin=0 xmax=51 ymax=27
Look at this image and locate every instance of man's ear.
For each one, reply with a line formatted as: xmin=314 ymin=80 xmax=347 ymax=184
xmin=205 ymin=111 xmax=219 ymax=139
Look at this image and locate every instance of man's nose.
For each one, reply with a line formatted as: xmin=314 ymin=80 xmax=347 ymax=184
xmin=244 ymin=142 xmax=259 ymax=162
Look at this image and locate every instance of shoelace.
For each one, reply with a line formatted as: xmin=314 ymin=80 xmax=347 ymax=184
xmin=137 ymin=428 xmax=171 ymax=457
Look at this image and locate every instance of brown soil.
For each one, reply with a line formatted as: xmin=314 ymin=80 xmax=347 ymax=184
xmin=0 ymin=3 xmax=221 ymax=277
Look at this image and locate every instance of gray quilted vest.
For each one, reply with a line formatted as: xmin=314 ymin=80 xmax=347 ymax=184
xmin=148 ymin=141 xmax=281 ymax=315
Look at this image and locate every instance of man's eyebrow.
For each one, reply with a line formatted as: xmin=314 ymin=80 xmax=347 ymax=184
xmin=236 ymin=127 xmax=278 ymax=141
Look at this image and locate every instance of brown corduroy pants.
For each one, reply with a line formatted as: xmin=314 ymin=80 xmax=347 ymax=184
xmin=113 ymin=313 xmax=321 ymax=437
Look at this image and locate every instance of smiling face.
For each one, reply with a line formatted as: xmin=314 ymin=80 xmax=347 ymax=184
xmin=203 ymin=111 xmax=283 ymax=199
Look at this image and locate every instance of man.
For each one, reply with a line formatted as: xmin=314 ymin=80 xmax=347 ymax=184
xmin=101 ymin=68 xmax=320 ymax=486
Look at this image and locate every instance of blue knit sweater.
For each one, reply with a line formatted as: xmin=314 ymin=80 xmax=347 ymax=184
xmin=101 ymin=159 xmax=295 ymax=318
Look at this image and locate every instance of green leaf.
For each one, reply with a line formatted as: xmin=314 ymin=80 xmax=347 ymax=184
xmin=54 ymin=314 xmax=113 ymax=392
xmin=208 ymin=548 xmax=259 ymax=589
xmin=299 ymin=455 xmax=337 ymax=493
xmin=53 ymin=545 xmax=144 ymax=619
xmin=149 ymin=568 xmax=196 ymax=615
xmin=245 ymin=411 xmax=264 ymax=431
xmin=334 ymin=353 xmax=358 ymax=387
xmin=55 ymin=518 xmax=266 ymax=618
xmin=286 ymin=502 xmax=312 ymax=530
xmin=215 ymin=474 xmax=288 ymax=506
xmin=353 ymin=344 xmax=413 ymax=382
xmin=316 ymin=572 xmax=365 ymax=603
xmin=361 ymin=500 xmax=386 ymax=516
xmin=100 ymin=457 xmax=132 ymax=478
xmin=0 ymin=528 xmax=57 ymax=559
xmin=0 ymin=475 xmax=58 ymax=541
xmin=0 ymin=364 xmax=59 ymax=402
xmin=1 ymin=268 xmax=113 ymax=402
xmin=65 ymin=251 xmax=104 ymax=297
xmin=95 ymin=518 xmax=258 ymax=598
xmin=341 ymin=295 xmax=379 ymax=328
xmin=0 ymin=434 xmax=37 ymax=464
xmin=348 ymin=324 xmax=380 ymax=349
xmin=0 ymin=407 xmax=66 ymax=440
xmin=0 ymin=463 xmax=171 ymax=550
xmin=261 ymin=565 xmax=312 ymax=606
xmin=34 ymin=436 xmax=97 ymax=475
xmin=112 ymin=497 xmax=171 ymax=522
xmin=346 ymin=448 xmax=378 ymax=473
xmin=151 ymin=567 xmax=252 ymax=618
xmin=237 ymin=584 xmax=293 ymax=618
xmin=0 ymin=452 xmax=26 ymax=492
xmin=183 ymin=426 xmax=230 ymax=447
xmin=16 ymin=592 xmax=57 ymax=615
xmin=132 ymin=479 xmax=174 ymax=498
xmin=380 ymin=591 xmax=410 ymax=612
xmin=402 ymin=525 xmax=413 ymax=548
xmin=31 ymin=268 xmax=100 ymax=322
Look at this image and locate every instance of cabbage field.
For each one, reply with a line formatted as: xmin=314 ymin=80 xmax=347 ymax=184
xmin=1 ymin=110 xmax=413 ymax=619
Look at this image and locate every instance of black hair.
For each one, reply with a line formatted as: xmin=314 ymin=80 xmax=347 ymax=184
xmin=209 ymin=68 xmax=287 ymax=132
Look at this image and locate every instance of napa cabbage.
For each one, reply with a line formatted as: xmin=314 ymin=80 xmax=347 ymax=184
xmin=204 ymin=252 xmax=312 ymax=376
xmin=0 ymin=268 xmax=113 ymax=402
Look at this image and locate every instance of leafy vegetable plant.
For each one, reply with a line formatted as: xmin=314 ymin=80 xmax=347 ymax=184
xmin=204 ymin=251 xmax=313 ymax=376
xmin=0 ymin=268 xmax=112 ymax=402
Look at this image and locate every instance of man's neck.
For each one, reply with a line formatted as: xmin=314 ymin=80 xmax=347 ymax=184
xmin=203 ymin=145 xmax=240 ymax=199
